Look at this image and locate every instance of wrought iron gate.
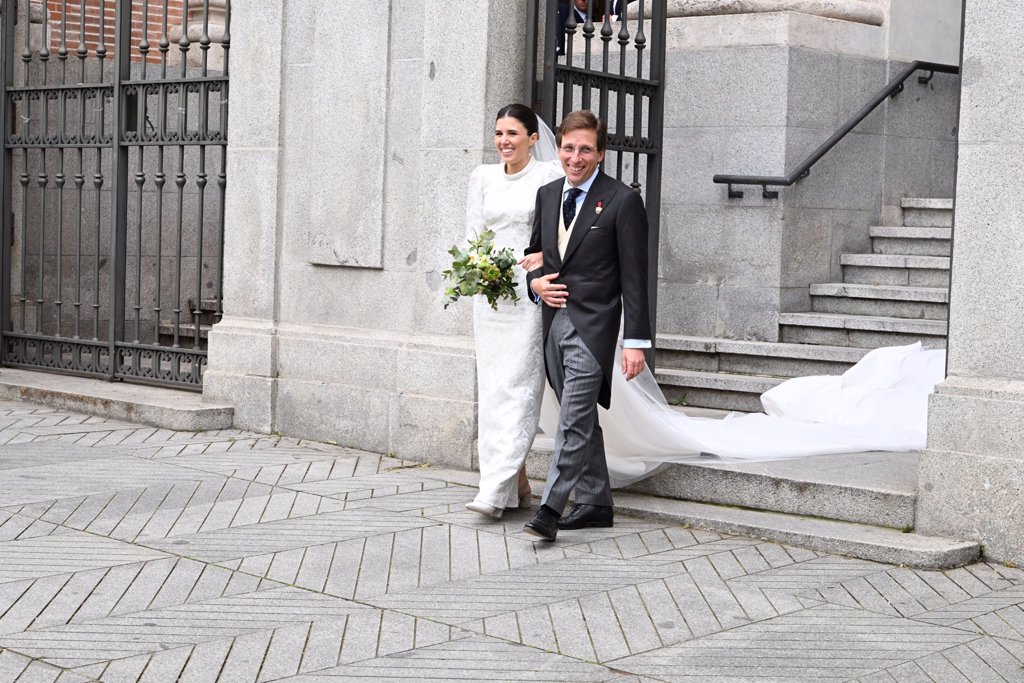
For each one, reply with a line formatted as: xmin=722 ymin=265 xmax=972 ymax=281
xmin=0 ymin=0 xmax=228 ymax=389
xmin=526 ymin=0 xmax=666 ymax=340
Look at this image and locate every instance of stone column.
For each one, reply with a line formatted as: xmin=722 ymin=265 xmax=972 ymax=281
xmin=202 ymin=0 xmax=284 ymax=431
xmin=915 ymin=0 xmax=1024 ymax=562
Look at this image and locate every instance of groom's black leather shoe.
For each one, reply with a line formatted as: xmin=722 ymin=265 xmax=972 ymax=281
xmin=524 ymin=505 xmax=560 ymax=541
xmin=558 ymin=504 xmax=614 ymax=530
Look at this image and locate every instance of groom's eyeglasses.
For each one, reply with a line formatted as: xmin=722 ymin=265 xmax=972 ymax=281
xmin=559 ymin=145 xmax=597 ymax=157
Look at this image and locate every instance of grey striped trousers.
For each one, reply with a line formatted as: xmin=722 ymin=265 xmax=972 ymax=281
xmin=540 ymin=308 xmax=614 ymax=514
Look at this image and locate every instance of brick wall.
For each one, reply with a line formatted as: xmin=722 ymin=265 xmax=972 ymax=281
xmin=46 ymin=0 xmax=186 ymax=64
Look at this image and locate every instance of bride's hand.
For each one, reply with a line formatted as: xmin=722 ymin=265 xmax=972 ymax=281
xmin=518 ymin=252 xmax=543 ymax=272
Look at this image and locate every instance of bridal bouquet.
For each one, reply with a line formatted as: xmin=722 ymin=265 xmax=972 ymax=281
xmin=442 ymin=230 xmax=521 ymax=310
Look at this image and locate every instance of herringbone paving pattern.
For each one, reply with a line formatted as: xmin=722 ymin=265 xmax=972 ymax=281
xmin=0 ymin=400 xmax=1022 ymax=681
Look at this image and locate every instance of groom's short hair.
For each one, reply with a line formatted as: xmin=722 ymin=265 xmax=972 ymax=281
xmin=556 ymin=110 xmax=608 ymax=152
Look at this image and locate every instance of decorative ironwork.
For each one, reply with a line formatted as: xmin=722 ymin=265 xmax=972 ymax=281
xmin=1 ymin=0 xmax=230 ymax=390
xmin=526 ymin=0 xmax=667 ymax=350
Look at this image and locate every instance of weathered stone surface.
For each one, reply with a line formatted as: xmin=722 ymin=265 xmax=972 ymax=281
xmin=0 ymin=369 xmax=233 ymax=432
xmin=1 ymin=395 xmax=1019 ymax=678
xmin=625 ymin=451 xmax=919 ymax=528
xmin=663 ymin=0 xmax=885 ymax=26
xmin=915 ymin=0 xmax=1024 ymax=566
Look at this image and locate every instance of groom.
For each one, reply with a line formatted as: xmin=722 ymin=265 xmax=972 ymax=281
xmin=523 ymin=110 xmax=651 ymax=541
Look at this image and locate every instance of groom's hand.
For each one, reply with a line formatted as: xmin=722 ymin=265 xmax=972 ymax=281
xmin=531 ymin=272 xmax=568 ymax=308
xmin=622 ymin=348 xmax=646 ymax=381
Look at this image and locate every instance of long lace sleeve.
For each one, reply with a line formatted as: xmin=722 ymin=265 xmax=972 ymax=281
xmin=465 ymin=165 xmax=487 ymax=242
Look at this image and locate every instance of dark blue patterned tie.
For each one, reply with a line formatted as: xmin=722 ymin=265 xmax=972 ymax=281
xmin=563 ymin=187 xmax=583 ymax=228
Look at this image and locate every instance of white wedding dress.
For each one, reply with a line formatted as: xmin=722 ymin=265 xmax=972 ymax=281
xmin=466 ymin=158 xmax=564 ymax=509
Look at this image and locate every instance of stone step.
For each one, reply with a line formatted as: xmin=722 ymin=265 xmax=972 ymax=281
xmin=612 ymin=492 xmax=978 ymax=570
xmin=414 ymin=463 xmax=978 ymax=569
xmin=870 ymin=225 xmax=952 ymax=256
xmin=623 ymin=451 xmax=918 ymax=529
xmin=779 ymin=312 xmax=948 ymax=347
xmin=653 ymin=368 xmax=780 ymax=412
xmin=0 ymin=368 xmax=234 ymax=430
xmin=902 ymin=197 xmax=954 ymax=228
xmin=656 ymin=334 xmax=866 ymax=378
xmin=809 ymin=283 xmax=949 ymax=320
xmin=841 ymin=253 xmax=950 ymax=287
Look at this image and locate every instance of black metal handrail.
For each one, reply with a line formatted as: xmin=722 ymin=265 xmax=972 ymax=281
xmin=713 ymin=60 xmax=960 ymax=199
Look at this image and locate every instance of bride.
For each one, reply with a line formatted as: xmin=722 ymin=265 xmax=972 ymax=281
xmin=461 ymin=104 xmax=947 ymax=514
xmin=462 ymin=104 xmax=562 ymax=518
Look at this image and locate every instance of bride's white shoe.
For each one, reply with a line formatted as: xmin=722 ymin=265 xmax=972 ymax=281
xmin=465 ymin=500 xmax=503 ymax=519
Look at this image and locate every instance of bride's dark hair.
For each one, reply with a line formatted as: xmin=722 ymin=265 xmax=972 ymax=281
xmin=495 ymin=103 xmax=539 ymax=137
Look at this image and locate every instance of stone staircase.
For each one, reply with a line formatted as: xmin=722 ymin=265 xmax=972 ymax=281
xmin=541 ymin=196 xmax=978 ymax=569
xmin=654 ymin=198 xmax=951 ymax=412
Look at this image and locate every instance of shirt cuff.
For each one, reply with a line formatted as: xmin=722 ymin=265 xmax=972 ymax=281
xmin=622 ymin=339 xmax=651 ymax=349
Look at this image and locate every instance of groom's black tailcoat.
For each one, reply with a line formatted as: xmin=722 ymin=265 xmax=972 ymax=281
xmin=526 ymin=171 xmax=651 ymax=409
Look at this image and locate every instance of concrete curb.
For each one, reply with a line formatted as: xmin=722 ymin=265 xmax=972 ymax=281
xmin=0 ymin=368 xmax=234 ymax=431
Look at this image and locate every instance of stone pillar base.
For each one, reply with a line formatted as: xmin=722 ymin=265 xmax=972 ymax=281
xmin=916 ymin=377 xmax=1024 ymax=563
xmin=206 ymin=318 xmax=478 ymax=468
xmin=203 ymin=317 xmax=278 ymax=433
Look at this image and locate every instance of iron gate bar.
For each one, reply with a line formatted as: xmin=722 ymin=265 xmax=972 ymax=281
xmin=0 ymin=3 xmax=12 ymax=355
xmin=1 ymin=0 xmax=228 ymax=390
xmin=111 ymin=0 xmax=131 ymax=379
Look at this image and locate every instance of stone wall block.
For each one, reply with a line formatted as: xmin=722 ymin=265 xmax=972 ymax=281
xmin=663 ymin=126 xmax=787 ymax=207
xmin=887 ymin=0 xmax=963 ymax=65
xmin=276 ymin=380 xmax=392 ymax=453
xmin=957 ymin=1 xmax=1024 ymax=144
xmin=717 ymin=285 xmax=781 ymax=341
xmin=396 ymin=347 xmax=476 ymax=402
xmin=780 ymin=207 xmax=833 ymax=288
xmin=881 ymin=137 xmax=957 ymax=210
xmin=945 ymin=143 xmax=1024 ymax=380
xmin=928 ymin=384 xmax=1024 ymax=458
xmin=227 ymin=2 xmax=284 ymax=149
xmin=389 ymin=394 xmax=476 ymax=468
xmin=415 ymin=148 xmax=485 ymax=338
xmin=663 ymin=46 xmax=789 ymax=128
xmin=786 ymin=48 xmax=839 ymax=130
xmin=221 ymin=148 xmax=281 ymax=320
xmin=835 ymin=54 xmax=887 ymax=135
xmin=784 ymin=129 xmax=884 ymax=212
xmin=277 ymin=265 xmax=421 ymax=333
xmin=656 ymin=282 xmax=718 ymax=338
xmin=281 ymin=3 xmax=390 ymax=269
xmin=917 ymin=449 xmax=1024 ymax=564
xmin=883 ymin=68 xmax=960 ymax=141
xmin=421 ymin=0 xmax=494 ymax=150
xmin=382 ymin=57 xmax=426 ymax=273
xmin=202 ymin=372 xmax=275 ymax=433
xmin=658 ymin=205 xmax=783 ymax=285
xmin=207 ymin=318 xmax=276 ymax=377
xmin=277 ymin=337 xmax=399 ymax=391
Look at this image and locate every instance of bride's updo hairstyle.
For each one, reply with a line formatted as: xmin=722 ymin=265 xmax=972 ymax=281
xmin=495 ymin=103 xmax=540 ymax=137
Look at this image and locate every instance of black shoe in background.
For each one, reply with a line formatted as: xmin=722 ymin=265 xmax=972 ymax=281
xmin=558 ymin=503 xmax=613 ymax=530
xmin=524 ymin=505 xmax=560 ymax=541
